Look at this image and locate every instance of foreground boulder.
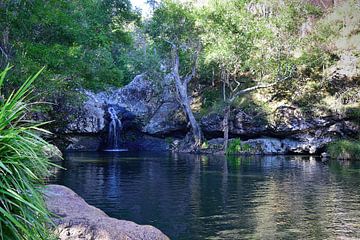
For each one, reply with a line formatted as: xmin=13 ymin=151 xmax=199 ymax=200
xmin=44 ymin=185 xmax=169 ymax=240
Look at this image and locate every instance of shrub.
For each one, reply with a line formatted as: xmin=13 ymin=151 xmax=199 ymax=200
xmin=226 ymin=138 xmax=252 ymax=155
xmin=327 ymin=140 xmax=360 ymax=160
xmin=346 ymin=105 xmax=360 ymax=124
xmin=0 ymin=66 xmax=57 ymax=239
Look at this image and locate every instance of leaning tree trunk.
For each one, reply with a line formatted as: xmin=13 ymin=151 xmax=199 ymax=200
xmin=223 ymin=104 xmax=230 ymax=153
xmin=177 ymin=81 xmax=203 ymax=148
xmin=169 ymin=43 xmax=203 ymax=149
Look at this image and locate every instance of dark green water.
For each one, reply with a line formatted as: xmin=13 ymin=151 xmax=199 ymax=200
xmin=52 ymin=152 xmax=360 ymax=239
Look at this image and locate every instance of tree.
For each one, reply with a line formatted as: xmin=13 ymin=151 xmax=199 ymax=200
xmin=168 ymin=41 xmax=203 ymax=147
xmin=199 ymin=0 xmax=295 ymax=151
xmin=148 ymin=1 xmax=204 ymax=148
xmin=0 ymin=0 xmax=138 ymax=94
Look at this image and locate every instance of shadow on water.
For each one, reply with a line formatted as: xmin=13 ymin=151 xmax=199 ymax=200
xmin=51 ymin=152 xmax=360 ymax=240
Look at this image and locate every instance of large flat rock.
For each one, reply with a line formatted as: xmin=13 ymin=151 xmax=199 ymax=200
xmin=44 ymin=184 xmax=169 ymax=240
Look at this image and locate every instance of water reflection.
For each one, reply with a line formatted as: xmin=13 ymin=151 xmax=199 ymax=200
xmin=52 ymin=152 xmax=360 ymax=240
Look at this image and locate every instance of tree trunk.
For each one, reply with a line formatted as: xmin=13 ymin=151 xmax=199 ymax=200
xmin=185 ymin=102 xmax=203 ymax=147
xmin=169 ymin=43 xmax=203 ymax=148
xmin=223 ymin=104 xmax=230 ymax=153
xmin=178 ymin=83 xmax=203 ymax=147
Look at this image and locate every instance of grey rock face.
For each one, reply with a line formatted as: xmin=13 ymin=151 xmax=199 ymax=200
xmin=280 ymin=135 xmax=333 ymax=154
xmin=243 ymin=138 xmax=285 ymax=154
xmin=209 ymin=136 xmax=333 ymax=155
xmin=232 ymin=110 xmax=268 ymax=136
xmin=65 ymin=96 xmax=106 ymax=134
xmin=110 ymin=74 xmax=160 ymax=123
xmin=143 ymin=101 xmax=186 ymax=136
xmin=200 ymin=113 xmax=223 ymax=137
xmin=44 ymin=184 xmax=169 ymax=240
xmin=56 ymin=74 xmax=188 ymax=150
xmin=271 ymin=106 xmax=312 ymax=134
xmin=57 ymin=68 xmax=358 ymax=153
xmin=65 ymin=136 xmax=103 ymax=151
xmin=61 ymin=74 xmax=186 ymax=146
xmin=63 ymin=74 xmax=158 ymax=134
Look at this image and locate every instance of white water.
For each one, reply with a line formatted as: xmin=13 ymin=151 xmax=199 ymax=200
xmin=106 ymin=107 xmax=127 ymax=151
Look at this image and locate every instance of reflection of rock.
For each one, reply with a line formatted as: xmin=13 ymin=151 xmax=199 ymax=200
xmin=123 ymin=133 xmax=170 ymax=151
xmin=45 ymin=185 xmax=169 ymax=240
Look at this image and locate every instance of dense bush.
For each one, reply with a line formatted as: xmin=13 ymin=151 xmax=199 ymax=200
xmin=328 ymin=140 xmax=360 ymax=160
xmin=0 ymin=0 xmax=139 ymax=95
xmin=0 ymin=67 xmax=57 ymax=239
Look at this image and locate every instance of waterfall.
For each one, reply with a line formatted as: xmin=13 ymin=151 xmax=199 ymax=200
xmin=107 ymin=107 xmax=122 ymax=150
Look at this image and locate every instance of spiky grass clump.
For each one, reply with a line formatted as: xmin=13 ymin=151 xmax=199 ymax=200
xmin=0 ymin=67 xmax=56 ymax=239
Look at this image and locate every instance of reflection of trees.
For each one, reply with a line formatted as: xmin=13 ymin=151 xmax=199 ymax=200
xmin=53 ymin=152 xmax=360 ymax=239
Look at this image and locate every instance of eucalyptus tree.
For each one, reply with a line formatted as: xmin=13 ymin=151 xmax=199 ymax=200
xmin=147 ymin=0 xmax=204 ymax=148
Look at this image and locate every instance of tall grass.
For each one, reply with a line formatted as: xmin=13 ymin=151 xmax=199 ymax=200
xmin=0 ymin=66 xmax=56 ymax=239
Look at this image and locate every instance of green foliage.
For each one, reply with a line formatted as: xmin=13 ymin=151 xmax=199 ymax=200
xmin=345 ymin=104 xmax=360 ymax=124
xmin=199 ymin=86 xmax=223 ymax=115
xmin=201 ymin=140 xmax=209 ymax=149
xmin=226 ymin=138 xmax=252 ymax=155
xmin=165 ymin=137 xmax=174 ymax=144
xmin=146 ymin=0 xmax=200 ymax=76
xmin=328 ymin=140 xmax=360 ymax=160
xmin=0 ymin=0 xmax=139 ymax=94
xmin=0 ymin=67 xmax=58 ymax=239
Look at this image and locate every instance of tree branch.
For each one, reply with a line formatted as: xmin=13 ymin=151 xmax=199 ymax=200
xmin=184 ymin=43 xmax=201 ymax=85
xmin=229 ymin=82 xmax=276 ymax=103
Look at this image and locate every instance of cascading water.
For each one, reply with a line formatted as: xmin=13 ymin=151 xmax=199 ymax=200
xmin=106 ymin=107 xmax=127 ymax=151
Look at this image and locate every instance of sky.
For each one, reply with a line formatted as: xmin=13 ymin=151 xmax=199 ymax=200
xmin=130 ymin=0 xmax=152 ymax=16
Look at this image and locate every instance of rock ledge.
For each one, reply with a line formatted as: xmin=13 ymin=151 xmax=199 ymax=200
xmin=44 ymin=184 xmax=169 ymax=240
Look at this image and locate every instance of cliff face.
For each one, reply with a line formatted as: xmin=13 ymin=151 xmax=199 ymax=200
xmin=53 ymin=74 xmax=187 ymax=152
xmin=53 ymin=68 xmax=359 ymax=154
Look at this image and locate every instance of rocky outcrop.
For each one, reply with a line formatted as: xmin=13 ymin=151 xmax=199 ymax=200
xmin=57 ymin=74 xmax=186 ymax=151
xmin=55 ymin=68 xmax=358 ymax=154
xmin=44 ymin=184 xmax=169 ymax=240
xmin=202 ymin=105 xmax=359 ymax=154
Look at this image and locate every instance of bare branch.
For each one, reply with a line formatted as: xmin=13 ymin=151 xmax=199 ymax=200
xmin=184 ymin=43 xmax=201 ymax=85
xmin=164 ymin=39 xmax=176 ymax=48
xmin=165 ymin=40 xmax=183 ymax=86
xmin=229 ymin=82 xmax=276 ymax=103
